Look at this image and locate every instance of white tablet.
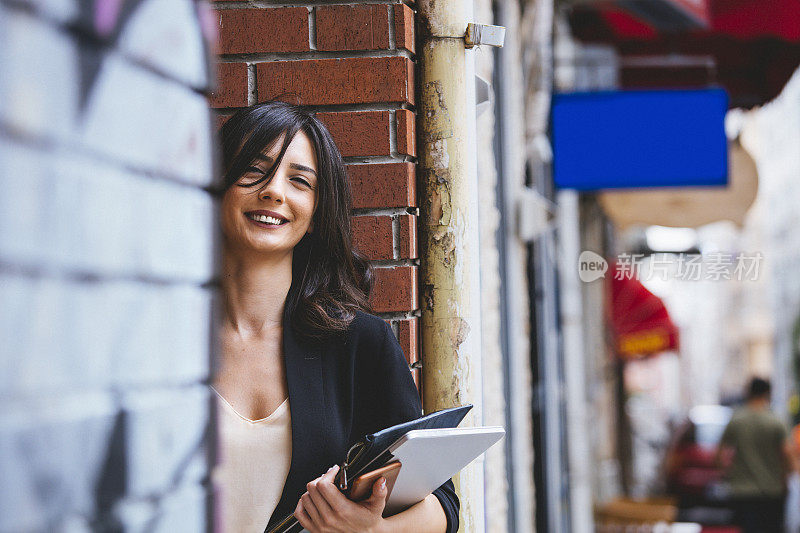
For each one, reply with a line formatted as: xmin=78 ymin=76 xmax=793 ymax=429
xmin=384 ymin=426 xmax=505 ymax=514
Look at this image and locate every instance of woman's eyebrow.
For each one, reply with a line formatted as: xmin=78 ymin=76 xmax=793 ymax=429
xmin=289 ymin=163 xmax=318 ymax=177
xmin=253 ymin=154 xmax=317 ymax=177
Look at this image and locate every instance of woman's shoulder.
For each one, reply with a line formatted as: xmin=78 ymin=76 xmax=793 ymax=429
xmin=346 ymin=310 xmax=392 ymax=342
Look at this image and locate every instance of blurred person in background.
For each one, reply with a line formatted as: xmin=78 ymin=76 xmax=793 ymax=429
xmin=715 ymin=377 xmax=796 ymax=533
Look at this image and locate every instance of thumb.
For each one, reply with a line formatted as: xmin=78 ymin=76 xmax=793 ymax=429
xmin=366 ymin=477 xmax=388 ymax=509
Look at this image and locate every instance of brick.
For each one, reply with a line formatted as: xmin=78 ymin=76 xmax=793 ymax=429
xmin=397 ymin=214 xmax=418 ymax=258
xmin=217 ymin=8 xmax=309 ymax=54
xmin=316 ymin=4 xmax=390 ymax=51
xmin=257 ymin=56 xmax=414 ymax=106
xmin=79 ymin=55 xmax=214 ymax=187
xmin=0 ymin=5 xmax=79 ymax=142
xmin=0 ymin=275 xmax=211 ymax=395
xmin=396 ymin=318 xmax=419 ymax=365
xmin=352 ymin=215 xmax=393 ymax=260
xmin=118 ymin=0 xmax=211 ymax=89
xmin=59 ymin=157 xmax=215 ymax=282
xmin=0 ymin=144 xmax=214 ymax=283
xmin=394 ymin=3 xmax=415 ymax=54
xmin=317 ymin=111 xmax=391 ymax=157
xmin=348 ymin=162 xmax=416 ymax=209
xmin=0 ymin=393 xmax=116 ymax=532
xmin=210 ymin=62 xmax=248 ymax=108
xmin=23 ymin=0 xmax=78 ymax=23
xmin=124 ymin=387 xmax=209 ymax=496
xmin=111 ymin=284 xmax=212 ymax=386
xmin=371 ymin=266 xmax=417 ymax=312
xmin=396 ymin=108 xmax=416 ymax=156
xmin=115 ymin=483 xmax=207 ymax=531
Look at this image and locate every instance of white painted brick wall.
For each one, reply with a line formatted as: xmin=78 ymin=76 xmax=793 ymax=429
xmin=0 ymin=142 xmax=215 ymax=282
xmin=118 ymin=0 xmax=211 ymax=90
xmin=123 ymin=387 xmax=210 ymax=497
xmin=0 ymin=275 xmax=212 ymax=394
xmin=0 ymin=1 xmax=216 ymax=530
xmin=0 ymin=5 xmax=79 ymax=141
xmin=80 ymin=54 xmax=214 ymax=187
xmin=0 ymin=393 xmax=117 ymax=532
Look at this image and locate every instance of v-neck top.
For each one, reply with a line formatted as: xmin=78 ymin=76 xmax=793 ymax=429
xmin=212 ymin=388 xmax=292 ymax=533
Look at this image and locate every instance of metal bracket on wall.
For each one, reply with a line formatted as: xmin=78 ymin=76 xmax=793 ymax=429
xmin=464 ymin=23 xmax=506 ymax=48
xmin=475 ymin=75 xmax=493 ymax=117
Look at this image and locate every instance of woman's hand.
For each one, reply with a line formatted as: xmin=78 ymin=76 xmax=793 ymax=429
xmin=294 ymin=465 xmax=389 ymax=533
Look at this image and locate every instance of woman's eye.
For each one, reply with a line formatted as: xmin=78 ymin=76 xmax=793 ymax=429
xmin=291 ymin=176 xmax=312 ymax=188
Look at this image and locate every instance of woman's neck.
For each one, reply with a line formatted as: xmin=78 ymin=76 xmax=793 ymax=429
xmin=221 ymin=247 xmax=293 ymax=338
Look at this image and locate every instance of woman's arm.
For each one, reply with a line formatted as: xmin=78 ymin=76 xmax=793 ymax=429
xmin=294 ymin=465 xmax=447 ymax=533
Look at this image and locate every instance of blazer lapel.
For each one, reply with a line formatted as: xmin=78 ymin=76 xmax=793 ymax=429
xmin=268 ymin=318 xmax=325 ymax=527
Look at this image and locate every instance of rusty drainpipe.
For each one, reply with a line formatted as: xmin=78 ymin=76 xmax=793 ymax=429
xmin=416 ymin=0 xmax=485 ymax=531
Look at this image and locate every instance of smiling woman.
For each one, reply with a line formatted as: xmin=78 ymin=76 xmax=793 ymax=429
xmin=213 ymin=101 xmax=459 ymax=533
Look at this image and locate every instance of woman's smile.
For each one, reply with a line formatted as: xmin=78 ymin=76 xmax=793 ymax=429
xmin=245 ymin=210 xmax=290 ymax=227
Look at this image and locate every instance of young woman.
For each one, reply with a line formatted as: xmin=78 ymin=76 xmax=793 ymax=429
xmin=213 ymin=101 xmax=459 ymax=533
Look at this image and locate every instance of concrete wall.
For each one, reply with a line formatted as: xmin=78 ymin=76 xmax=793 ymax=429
xmin=0 ymin=1 xmax=216 ymax=530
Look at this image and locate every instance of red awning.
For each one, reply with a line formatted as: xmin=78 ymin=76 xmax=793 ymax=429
xmin=608 ymin=271 xmax=679 ymax=359
xmin=576 ymin=0 xmax=800 ymax=41
xmin=710 ymin=0 xmax=800 ymax=41
xmin=568 ymin=0 xmax=800 ymax=107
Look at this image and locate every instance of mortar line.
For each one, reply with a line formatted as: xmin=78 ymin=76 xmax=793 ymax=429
xmin=308 ymin=6 xmax=317 ymax=50
xmin=247 ymin=63 xmax=257 ymax=105
xmin=392 ymin=215 xmax=401 ymax=260
xmin=387 ymin=3 xmax=396 ymax=50
xmin=213 ymin=1 xmax=403 ymax=9
xmin=218 ymin=48 xmax=414 ymax=62
xmin=389 ymin=110 xmax=398 ymax=157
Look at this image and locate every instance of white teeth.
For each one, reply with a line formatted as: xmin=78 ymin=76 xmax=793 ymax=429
xmin=249 ymin=214 xmax=284 ymax=225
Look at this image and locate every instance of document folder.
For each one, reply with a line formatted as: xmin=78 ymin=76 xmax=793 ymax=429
xmin=267 ymin=405 xmax=504 ymax=533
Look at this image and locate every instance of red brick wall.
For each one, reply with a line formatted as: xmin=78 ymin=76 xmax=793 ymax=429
xmin=210 ymin=1 xmax=420 ymax=382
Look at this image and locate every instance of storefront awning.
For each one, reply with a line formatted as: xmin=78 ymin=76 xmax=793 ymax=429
xmin=597 ymin=138 xmax=758 ymax=228
xmin=609 ymin=271 xmax=679 ymax=359
xmin=567 ymin=0 xmax=800 ymax=107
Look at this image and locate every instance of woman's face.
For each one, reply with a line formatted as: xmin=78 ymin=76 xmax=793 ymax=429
xmin=221 ymin=131 xmax=318 ymax=257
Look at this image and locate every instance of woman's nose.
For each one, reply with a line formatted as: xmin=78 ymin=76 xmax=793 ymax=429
xmin=258 ymin=175 xmax=285 ymax=203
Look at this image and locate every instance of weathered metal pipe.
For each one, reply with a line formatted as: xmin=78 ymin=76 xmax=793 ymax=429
xmin=416 ymin=0 xmax=485 ymax=531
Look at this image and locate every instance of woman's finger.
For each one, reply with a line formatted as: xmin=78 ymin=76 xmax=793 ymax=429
xmin=322 ymin=464 xmax=340 ymax=483
xmin=306 ymin=479 xmax=336 ymax=519
xmin=364 ymin=477 xmax=388 ymax=511
xmin=300 ymin=492 xmax=322 ymax=526
xmin=316 ymin=476 xmax=351 ymax=516
xmin=294 ymin=500 xmax=314 ymax=531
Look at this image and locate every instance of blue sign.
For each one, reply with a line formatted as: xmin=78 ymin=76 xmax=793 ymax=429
xmin=552 ymin=89 xmax=728 ymax=190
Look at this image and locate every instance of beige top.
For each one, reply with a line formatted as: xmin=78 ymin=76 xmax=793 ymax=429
xmin=213 ymin=389 xmax=292 ymax=533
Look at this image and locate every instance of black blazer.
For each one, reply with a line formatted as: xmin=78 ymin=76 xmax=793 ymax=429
xmin=267 ymin=310 xmax=460 ymax=532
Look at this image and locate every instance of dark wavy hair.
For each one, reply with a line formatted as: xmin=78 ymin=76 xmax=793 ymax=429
xmin=218 ymin=101 xmax=373 ymax=339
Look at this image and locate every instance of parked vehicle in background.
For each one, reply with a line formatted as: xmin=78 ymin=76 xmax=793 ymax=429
xmin=664 ymin=405 xmax=733 ymax=508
